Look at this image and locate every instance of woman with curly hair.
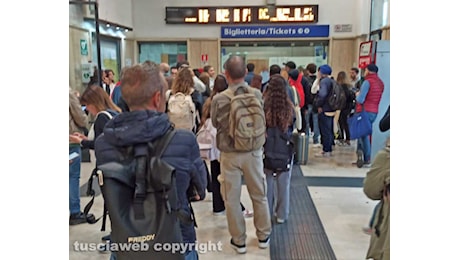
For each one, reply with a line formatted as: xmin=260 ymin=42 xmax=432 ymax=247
xmin=263 ymin=74 xmax=295 ymax=224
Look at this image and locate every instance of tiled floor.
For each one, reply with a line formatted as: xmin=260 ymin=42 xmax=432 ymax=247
xmin=69 ymin=138 xmax=377 ymax=260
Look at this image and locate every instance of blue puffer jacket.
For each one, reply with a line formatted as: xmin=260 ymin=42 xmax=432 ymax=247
xmin=94 ymin=110 xmax=207 ymax=245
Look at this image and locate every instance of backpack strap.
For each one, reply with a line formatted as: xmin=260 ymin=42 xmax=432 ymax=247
xmin=97 ymin=110 xmax=114 ymax=120
xmin=83 ymin=168 xmax=104 ymax=225
xmin=132 ymin=127 xmax=176 ymax=220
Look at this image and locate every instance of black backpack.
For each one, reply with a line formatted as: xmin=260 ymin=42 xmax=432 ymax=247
xmin=263 ymin=127 xmax=294 ymax=173
xmin=328 ymin=79 xmax=347 ymax=111
xmin=95 ymin=128 xmax=185 ymax=260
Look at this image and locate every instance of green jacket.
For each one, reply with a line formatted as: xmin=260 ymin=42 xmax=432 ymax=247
xmin=364 ymin=140 xmax=390 ymax=260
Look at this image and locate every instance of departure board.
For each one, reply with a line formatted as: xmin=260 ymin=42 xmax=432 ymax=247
xmin=165 ymin=5 xmax=319 ymax=24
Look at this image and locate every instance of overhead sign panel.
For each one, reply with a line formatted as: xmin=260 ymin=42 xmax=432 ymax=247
xmin=165 ymin=5 xmax=319 ymax=24
xmin=221 ymin=25 xmax=329 ymax=39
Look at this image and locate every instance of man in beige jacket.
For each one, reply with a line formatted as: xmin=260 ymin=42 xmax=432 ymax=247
xmin=69 ymin=88 xmax=89 ymax=225
xmin=211 ymin=56 xmax=271 ymax=254
xmin=364 ymin=138 xmax=390 ymax=260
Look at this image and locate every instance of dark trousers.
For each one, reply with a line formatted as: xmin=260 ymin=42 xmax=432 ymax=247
xmin=299 ymin=107 xmax=307 ymax=133
xmin=319 ymin=113 xmax=334 ymax=152
xmin=338 ymin=109 xmax=351 ymax=141
xmin=210 ymin=160 xmax=245 ymax=213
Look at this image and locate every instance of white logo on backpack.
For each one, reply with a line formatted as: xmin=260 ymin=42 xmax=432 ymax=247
xmin=223 ymin=86 xmax=266 ymax=152
xmin=167 ymin=92 xmax=196 ymax=131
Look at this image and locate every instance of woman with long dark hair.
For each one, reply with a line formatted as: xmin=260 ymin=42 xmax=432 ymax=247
xmin=336 ymin=71 xmax=354 ymax=145
xmin=263 ymin=74 xmax=294 ymax=224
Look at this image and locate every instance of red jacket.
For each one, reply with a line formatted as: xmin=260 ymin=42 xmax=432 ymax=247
xmin=356 ymin=74 xmax=384 ymax=113
xmin=289 ymin=75 xmax=305 ymax=108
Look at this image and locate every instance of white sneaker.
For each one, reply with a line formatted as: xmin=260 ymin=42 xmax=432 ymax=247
xmin=276 ymin=218 xmax=285 ymax=224
xmin=313 ymin=143 xmax=322 ymax=148
xmin=362 ymin=163 xmax=372 ymax=168
xmin=230 ymin=239 xmax=247 ymax=254
xmin=258 ymin=236 xmax=270 ymax=249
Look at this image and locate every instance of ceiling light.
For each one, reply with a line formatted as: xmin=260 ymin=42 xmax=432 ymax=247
xmin=106 ymin=23 xmax=110 ymax=27
xmin=116 ymin=26 xmax=120 ymax=30
xmin=124 ymin=29 xmax=128 ymax=32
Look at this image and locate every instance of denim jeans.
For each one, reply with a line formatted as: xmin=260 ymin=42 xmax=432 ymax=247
xmin=369 ymin=201 xmax=382 ymax=228
xmin=264 ymin=155 xmax=293 ymax=221
xmin=306 ymin=105 xmax=320 ymax=143
xmin=185 ymin=249 xmax=198 ymax=260
xmin=69 ymin=145 xmax=82 ymax=215
xmin=318 ymin=113 xmax=334 ymax=153
xmin=357 ymin=112 xmax=378 ymax=162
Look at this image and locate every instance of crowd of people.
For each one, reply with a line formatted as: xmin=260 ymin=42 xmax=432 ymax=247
xmin=69 ymin=56 xmax=389 ymax=260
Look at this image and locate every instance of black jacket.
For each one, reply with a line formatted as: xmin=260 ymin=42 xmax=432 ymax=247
xmin=95 ymin=110 xmax=207 ymax=244
xmin=81 ymin=109 xmax=118 ymax=150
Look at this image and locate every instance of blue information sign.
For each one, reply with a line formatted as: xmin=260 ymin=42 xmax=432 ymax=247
xmin=221 ymin=25 xmax=329 ymax=39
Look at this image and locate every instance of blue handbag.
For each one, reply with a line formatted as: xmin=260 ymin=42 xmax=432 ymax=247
xmin=347 ymin=110 xmax=372 ymax=140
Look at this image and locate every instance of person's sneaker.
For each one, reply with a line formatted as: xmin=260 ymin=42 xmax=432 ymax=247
xmin=230 ymin=239 xmax=246 ymax=254
xmin=315 ymin=152 xmax=331 ymax=158
xmin=213 ymin=210 xmax=225 ymax=216
xmin=69 ymin=212 xmax=87 ymax=225
xmin=362 ymin=162 xmax=372 ymax=168
xmin=242 ymin=209 xmax=253 ymax=218
xmin=276 ymin=218 xmax=285 ymax=224
xmin=258 ymin=236 xmax=270 ymax=249
xmin=313 ymin=143 xmax=322 ymax=148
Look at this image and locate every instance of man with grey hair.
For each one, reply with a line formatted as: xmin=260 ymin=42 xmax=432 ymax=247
xmin=211 ymin=56 xmax=271 ymax=254
xmin=95 ymin=61 xmax=208 ymax=260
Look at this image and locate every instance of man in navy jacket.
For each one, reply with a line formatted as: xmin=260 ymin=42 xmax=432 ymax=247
xmin=314 ymin=64 xmax=335 ymax=157
xmin=95 ymin=61 xmax=207 ymax=260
